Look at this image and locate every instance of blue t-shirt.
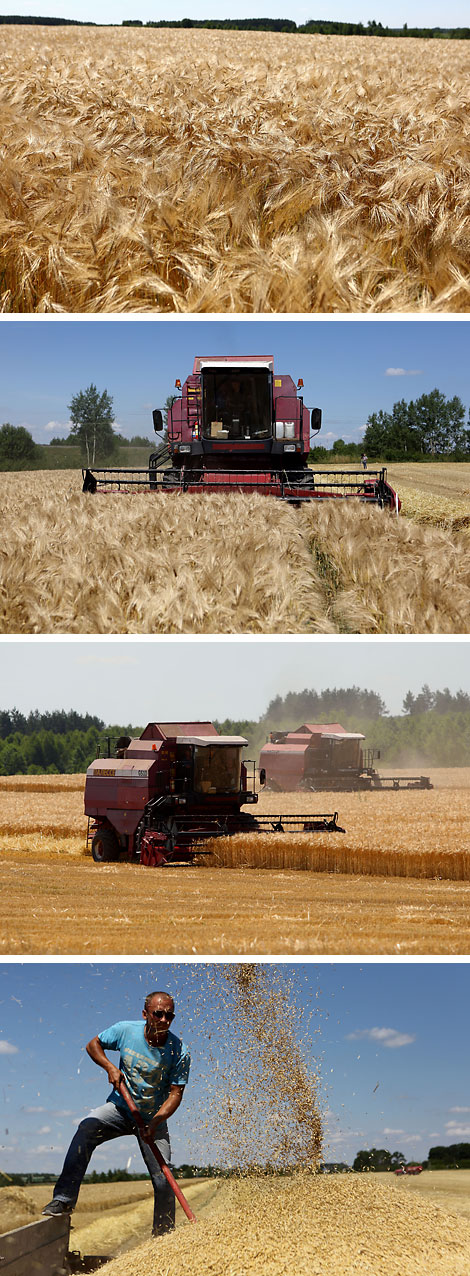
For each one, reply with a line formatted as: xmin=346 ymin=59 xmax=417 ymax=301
xmin=98 ymin=1020 xmax=190 ymax=1121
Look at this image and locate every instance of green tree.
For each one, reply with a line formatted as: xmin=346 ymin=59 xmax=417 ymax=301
xmin=353 ymin=1147 xmax=404 ymax=1171
xmin=68 ymin=384 xmax=117 ymax=464
xmin=0 ymin=423 xmax=38 ymax=463
xmin=363 ymin=390 xmax=469 ymax=460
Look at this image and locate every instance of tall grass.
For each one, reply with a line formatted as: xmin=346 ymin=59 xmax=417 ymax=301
xmin=2 ymin=27 xmax=470 ymax=312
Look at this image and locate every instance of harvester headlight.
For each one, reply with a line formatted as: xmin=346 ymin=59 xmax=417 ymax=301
xmin=283 ymin=443 xmax=296 ymax=452
xmin=179 ymin=444 xmax=191 ymax=453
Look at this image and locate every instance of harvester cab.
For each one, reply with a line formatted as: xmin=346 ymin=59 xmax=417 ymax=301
xmin=82 ymin=355 xmax=400 ymax=509
xmin=85 ymin=721 xmax=345 ymax=867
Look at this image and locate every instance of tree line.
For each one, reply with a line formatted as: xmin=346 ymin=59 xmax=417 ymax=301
xmin=2 ymin=687 xmax=470 ymax=773
xmin=127 ymin=17 xmax=470 ymax=38
xmin=218 ymin=684 xmax=470 ymax=767
xmin=2 ymin=16 xmax=469 ymax=37
xmin=310 ymin=390 xmax=470 ymax=463
xmin=354 ymin=1143 xmax=470 ymax=1170
xmin=3 ymin=386 xmax=470 ymax=468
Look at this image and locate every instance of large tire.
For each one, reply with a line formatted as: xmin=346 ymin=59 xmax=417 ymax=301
xmin=92 ymin=828 xmax=119 ymax=863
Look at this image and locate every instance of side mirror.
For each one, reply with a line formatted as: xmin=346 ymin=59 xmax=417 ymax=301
xmin=153 ymin=409 xmax=163 ymax=432
xmin=259 ymin=768 xmax=266 ymax=786
xmin=311 ymin=407 xmax=322 ymax=435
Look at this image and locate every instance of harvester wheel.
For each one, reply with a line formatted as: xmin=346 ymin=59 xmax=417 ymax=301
xmin=92 ymin=829 xmax=119 ymax=863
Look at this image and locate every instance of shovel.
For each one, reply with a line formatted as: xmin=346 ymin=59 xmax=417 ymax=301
xmin=118 ymin=1079 xmax=197 ymax=1224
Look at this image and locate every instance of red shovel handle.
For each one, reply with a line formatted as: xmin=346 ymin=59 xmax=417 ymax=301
xmin=118 ymin=1079 xmax=197 ymax=1223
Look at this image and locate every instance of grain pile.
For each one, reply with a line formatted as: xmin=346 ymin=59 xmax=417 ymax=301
xmin=99 ymin=1174 xmax=470 ymax=1276
xmin=2 ymin=27 xmax=470 ymax=313
xmin=2 ymin=471 xmax=470 ymax=633
xmin=0 ymin=1187 xmax=38 ymax=1232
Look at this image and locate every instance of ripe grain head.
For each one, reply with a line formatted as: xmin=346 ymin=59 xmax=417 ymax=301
xmin=2 ymin=27 xmax=470 ymax=312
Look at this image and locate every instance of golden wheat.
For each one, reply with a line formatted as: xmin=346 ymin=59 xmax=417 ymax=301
xmin=0 ymin=473 xmax=331 ymax=634
xmin=2 ymin=470 xmax=470 ymax=632
xmin=2 ymin=27 xmax=470 ymax=312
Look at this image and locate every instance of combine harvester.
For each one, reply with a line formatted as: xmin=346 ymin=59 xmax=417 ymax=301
xmin=82 ymin=355 xmax=400 ymax=510
xmin=85 ymin=721 xmax=345 ymax=865
xmin=259 ymin=723 xmax=433 ymax=792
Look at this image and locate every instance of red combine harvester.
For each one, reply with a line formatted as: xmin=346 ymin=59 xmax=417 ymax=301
xmin=82 ymin=355 xmax=400 ymax=509
xmin=85 ymin=721 xmax=345 ymax=866
xmin=259 ymin=723 xmax=433 ymax=792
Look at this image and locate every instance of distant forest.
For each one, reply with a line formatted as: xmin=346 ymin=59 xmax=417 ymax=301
xmin=1 ymin=686 xmax=470 ymax=773
xmin=1 ymin=15 xmax=469 ymax=38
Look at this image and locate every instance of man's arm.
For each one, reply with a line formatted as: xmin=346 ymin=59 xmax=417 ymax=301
xmin=86 ymin=1035 xmax=122 ymax=1090
xmin=142 ymin=1085 xmax=185 ymax=1141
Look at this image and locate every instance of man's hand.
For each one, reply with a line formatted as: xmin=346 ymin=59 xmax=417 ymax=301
xmin=106 ymin=1064 xmax=123 ymax=1090
xmin=140 ymin=1122 xmax=155 ymax=1144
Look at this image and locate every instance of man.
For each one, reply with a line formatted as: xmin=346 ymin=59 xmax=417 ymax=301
xmin=43 ymin=991 xmax=190 ymax=1236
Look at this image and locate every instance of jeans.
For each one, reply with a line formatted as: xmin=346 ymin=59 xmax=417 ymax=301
xmin=53 ymin=1102 xmax=174 ymax=1234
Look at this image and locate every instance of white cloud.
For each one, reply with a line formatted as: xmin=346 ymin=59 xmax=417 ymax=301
xmin=30 ymin=1144 xmax=64 ymax=1154
xmin=385 ymin=368 xmax=423 ymax=377
xmin=23 ymin=1105 xmax=46 ymax=1113
xmin=346 ymin=1027 xmax=415 ymax=1048
xmin=383 ymin=1128 xmax=405 ymax=1136
xmin=0 ymin=1040 xmax=18 ymax=1054
xmin=44 ymin=420 xmax=72 ymax=434
xmin=450 ymin=1107 xmax=470 ymax=1113
xmin=38 ymin=1126 xmax=52 ymax=1135
xmin=445 ymin=1121 xmax=470 ymax=1136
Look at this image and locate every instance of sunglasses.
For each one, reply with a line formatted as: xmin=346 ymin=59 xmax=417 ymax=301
xmin=149 ymin=1009 xmax=174 ymax=1021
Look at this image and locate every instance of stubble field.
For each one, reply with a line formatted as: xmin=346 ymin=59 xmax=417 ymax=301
xmin=1 ymin=468 xmax=470 ymax=633
xmin=2 ymin=26 xmax=470 ymax=313
xmin=1 ymin=770 xmax=470 ymax=955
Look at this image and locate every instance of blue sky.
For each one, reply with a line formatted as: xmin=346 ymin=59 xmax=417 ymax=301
xmin=2 ymin=0 xmax=469 ymax=28
xmin=1 ymin=319 xmax=469 ymax=448
xmin=1 ymin=637 xmax=469 ymax=721
xmin=0 ymin=961 xmax=467 ymax=1172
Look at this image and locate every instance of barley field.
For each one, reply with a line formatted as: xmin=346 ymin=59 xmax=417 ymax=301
xmin=1 ymin=470 xmax=470 ymax=633
xmin=1 ymin=770 xmax=470 ymax=955
xmin=3 ymin=1175 xmax=470 ymax=1273
xmin=2 ymin=26 xmax=470 ymax=313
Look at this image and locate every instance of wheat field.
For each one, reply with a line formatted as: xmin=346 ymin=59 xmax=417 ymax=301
xmin=2 ymin=26 xmax=470 ymax=313
xmin=1 ymin=770 xmax=470 ymax=954
xmin=1 ymin=470 xmax=470 ymax=633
